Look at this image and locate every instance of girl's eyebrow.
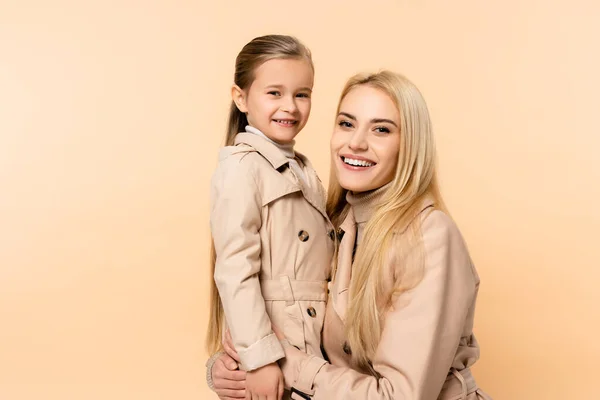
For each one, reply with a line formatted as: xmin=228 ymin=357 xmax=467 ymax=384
xmin=265 ymin=84 xmax=312 ymax=92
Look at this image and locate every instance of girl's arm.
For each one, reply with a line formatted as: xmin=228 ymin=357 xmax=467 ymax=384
xmin=281 ymin=210 xmax=477 ymax=400
xmin=210 ymin=156 xmax=284 ymax=372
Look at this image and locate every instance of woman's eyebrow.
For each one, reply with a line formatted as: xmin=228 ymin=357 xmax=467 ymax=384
xmin=338 ymin=112 xmax=356 ymax=120
xmin=339 ymin=112 xmax=398 ymax=128
xmin=371 ymin=118 xmax=398 ymax=127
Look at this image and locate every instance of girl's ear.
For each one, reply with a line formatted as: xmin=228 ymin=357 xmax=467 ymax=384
xmin=231 ymin=84 xmax=248 ymax=113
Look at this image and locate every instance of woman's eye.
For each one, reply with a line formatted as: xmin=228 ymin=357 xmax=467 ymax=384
xmin=338 ymin=120 xmax=353 ymax=128
xmin=374 ymin=126 xmax=391 ymax=134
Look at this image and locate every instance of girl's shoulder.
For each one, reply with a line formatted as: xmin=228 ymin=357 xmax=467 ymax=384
xmin=214 ymin=143 xmax=271 ymax=177
xmin=218 ymin=143 xmax=260 ymax=165
xmin=211 ymin=144 xmax=264 ymax=193
xmin=212 ymin=144 xmax=299 ymax=202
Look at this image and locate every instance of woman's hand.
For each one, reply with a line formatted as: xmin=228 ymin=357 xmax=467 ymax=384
xmin=269 ymin=323 xmax=313 ymax=391
xmin=220 ymin=325 xmax=309 ymax=395
xmin=211 ymin=353 xmax=246 ymax=400
xmin=224 ymin=328 xmax=284 ymax=399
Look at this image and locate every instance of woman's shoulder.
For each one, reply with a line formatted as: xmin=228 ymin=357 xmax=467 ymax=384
xmin=419 ymin=208 xmax=467 ymax=253
xmin=420 ymin=209 xmax=459 ymax=237
xmin=419 ymin=208 xmax=479 ymax=283
xmin=390 ymin=207 xmax=463 ymax=259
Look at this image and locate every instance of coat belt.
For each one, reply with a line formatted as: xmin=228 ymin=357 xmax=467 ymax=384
xmin=261 ymin=276 xmax=328 ymax=305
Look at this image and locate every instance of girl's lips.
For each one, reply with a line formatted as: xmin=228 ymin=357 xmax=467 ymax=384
xmin=273 ymin=119 xmax=298 ymax=127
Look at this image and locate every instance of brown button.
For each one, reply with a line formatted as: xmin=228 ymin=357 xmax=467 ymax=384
xmin=336 ymin=228 xmax=345 ymax=241
xmin=328 ymin=229 xmax=335 ymax=241
xmin=298 ymin=230 xmax=309 ymax=242
xmin=343 ymin=342 xmax=352 ymax=355
xmin=307 ymin=306 xmax=317 ymax=318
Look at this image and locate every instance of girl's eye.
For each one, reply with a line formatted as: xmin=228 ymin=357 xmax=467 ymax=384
xmin=374 ymin=126 xmax=391 ymax=134
xmin=268 ymin=91 xmax=281 ymax=96
xmin=338 ymin=120 xmax=353 ymax=128
xmin=296 ymin=93 xmax=310 ymax=98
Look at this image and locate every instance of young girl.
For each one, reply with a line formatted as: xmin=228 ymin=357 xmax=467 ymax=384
xmin=206 ymin=35 xmax=334 ymax=400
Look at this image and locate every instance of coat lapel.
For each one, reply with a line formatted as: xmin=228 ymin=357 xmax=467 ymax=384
xmin=332 ymin=209 xmax=356 ymax=322
xmin=295 ymin=152 xmax=328 ymax=221
xmin=232 ymin=134 xmax=328 ymax=220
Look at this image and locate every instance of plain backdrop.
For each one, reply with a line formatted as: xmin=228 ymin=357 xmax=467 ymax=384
xmin=1 ymin=1 xmax=599 ymax=399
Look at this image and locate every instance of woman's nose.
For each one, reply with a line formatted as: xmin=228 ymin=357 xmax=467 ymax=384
xmin=348 ymin=129 xmax=368 ymax=151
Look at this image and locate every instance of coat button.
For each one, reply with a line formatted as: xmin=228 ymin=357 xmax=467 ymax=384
xmin=343 ymin=342 xmax=352 ymax=355
xmin=298 ymin=230 xmax=309 ymax=242
xmin=328 ymin=229 xmax=335 ymax=241
xmin=336 ymin=228 xmax=345 ymax=241
xmin=307 ymin=306 xmax=317 ymax=318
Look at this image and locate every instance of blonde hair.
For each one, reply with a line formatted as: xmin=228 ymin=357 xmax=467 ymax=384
xmin=326 ymin=71 xmax=446 ymax=372
xmin=206 ymin=35 xmax=313 ymax=354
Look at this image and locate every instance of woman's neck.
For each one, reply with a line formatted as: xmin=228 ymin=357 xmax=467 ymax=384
xmin=345 ymin=184 xmax=390 ymax=244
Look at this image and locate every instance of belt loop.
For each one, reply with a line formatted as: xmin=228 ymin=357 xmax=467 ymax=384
xmin=451 ymin=369 xmax=467 ymax=400
xmin=279 ymin=275 xmax=295 ymax=306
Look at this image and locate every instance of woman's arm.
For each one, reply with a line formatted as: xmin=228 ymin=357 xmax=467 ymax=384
xmin=282 ymin=211 xmax=477 ymax=400
xmin=207 ymin=352 xmax=246 ymax=400
xmin=210 ymin=156 xmax=284 ymax=371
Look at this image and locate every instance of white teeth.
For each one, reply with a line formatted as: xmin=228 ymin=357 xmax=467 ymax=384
xmin=343 ymin=157 xmax=374 ymax=167
xmin=275 ymin=120 xmax=295 ymax=125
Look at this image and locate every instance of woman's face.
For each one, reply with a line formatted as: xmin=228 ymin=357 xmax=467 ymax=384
xmin=331 ymin=85 xmax=401 ymax=193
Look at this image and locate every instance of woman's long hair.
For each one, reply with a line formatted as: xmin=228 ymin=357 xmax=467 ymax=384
xmin=326 ymin=71 xmax=446 ymax=371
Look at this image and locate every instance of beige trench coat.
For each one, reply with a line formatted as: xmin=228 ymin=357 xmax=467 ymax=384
xmin=283 ymin=201 xmax=492 ymax=400
xmin=210 ymin=132 xmax=334 ymax=372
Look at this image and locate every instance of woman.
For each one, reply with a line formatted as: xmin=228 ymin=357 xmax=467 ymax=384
xmin=208 ymin=71 xmax=491 ymax=400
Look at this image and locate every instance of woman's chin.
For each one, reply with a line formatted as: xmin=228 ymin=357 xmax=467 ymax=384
xmin=338 ymin=179 xmax=375 ymax=193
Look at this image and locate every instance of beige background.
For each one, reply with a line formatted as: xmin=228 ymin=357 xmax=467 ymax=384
xmin=1 ymin=1 xmax=599 ymax=399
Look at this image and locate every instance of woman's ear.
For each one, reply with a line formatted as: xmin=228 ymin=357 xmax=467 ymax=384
xmin=231 ymin=84 xmax=248 ymax=113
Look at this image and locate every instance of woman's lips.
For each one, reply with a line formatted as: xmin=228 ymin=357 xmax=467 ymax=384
xmin=340 ymin=155 xmax=376 ymax=169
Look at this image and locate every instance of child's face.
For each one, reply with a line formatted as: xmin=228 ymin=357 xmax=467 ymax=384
xmin=331 ymin=85 xmax=401 ymax=193
xmin=235 ymin=58 xmax=314 ymax=144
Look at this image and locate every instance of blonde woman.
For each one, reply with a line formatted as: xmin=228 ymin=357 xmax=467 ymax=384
xmin=209 ymin=71 xmax=491 ymax=400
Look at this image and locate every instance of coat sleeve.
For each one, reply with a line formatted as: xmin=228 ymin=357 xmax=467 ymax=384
xmin=210 ymin=155 xmax=284 ymax=371
xmin=284 ymin=210 xmax=477 ymax=399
